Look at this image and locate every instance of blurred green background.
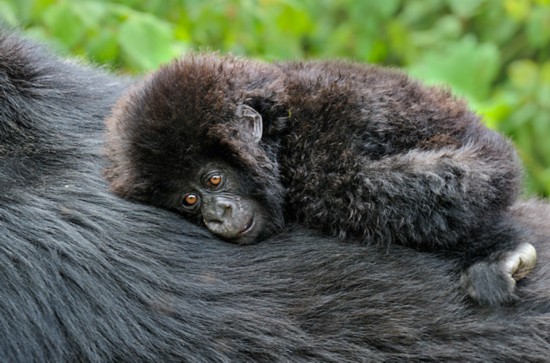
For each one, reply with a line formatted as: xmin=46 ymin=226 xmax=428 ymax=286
xmin=2 ymin=0 xmax=550 ymax=198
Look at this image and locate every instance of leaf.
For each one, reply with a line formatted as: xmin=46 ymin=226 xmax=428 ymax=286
xmin=473 ymin=97 xmax=513 ymax=129
xmin=526 ymin=7 xmax=550 ymax=48
xmin=537 ymin=62 xmax=550 ymax=107
xmin=118 ymin=14 xmax=176 ymax=71
xmin=508 ymin=60 xmax=539 ymax=92
xmin=276 ymin=2 xmax=313 ymax=35
xmin=447 ymin=0 xmax=484 ymax=18
xmin=533 ymin=114 xmax=550 ymax=162
xmin=29 ymin=0 xmax=57 ymax=22
xmin=434 ymin=15 xmax=462 ymax=39
xmin=504 ymin=0 xmax=531 ymax=20
xmin=71 ymin=1 xmax=109 ymax=29
xmin=407 ymin=36 xmax=500 ymax=101
xmin=43 ymin=2 xmax=85 ymax=48
xmin=87 ymin=31 xmax=119 ymax=64
xmin=0 ymin=2 xmax=18 ymax=26
xmin=351 ymin=0 xmax=401 ymax=19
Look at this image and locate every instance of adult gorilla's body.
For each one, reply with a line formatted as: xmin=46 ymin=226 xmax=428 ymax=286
xmin=1 ymin=28 xmax=550 ymax=361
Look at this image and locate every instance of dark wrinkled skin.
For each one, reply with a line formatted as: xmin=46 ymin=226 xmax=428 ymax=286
xmin=167 ymin=162 xmax=268 ymax=244
xmin=3 ymin=26 xmax=550 ymax=362
xmin=105 ymin=53 xmax=540 ymax=306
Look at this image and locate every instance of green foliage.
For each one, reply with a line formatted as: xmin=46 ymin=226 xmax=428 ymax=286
xmin=3 ymin=0 xmax=550 ymax=197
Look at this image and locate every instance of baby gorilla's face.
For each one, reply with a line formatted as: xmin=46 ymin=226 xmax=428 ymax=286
xmin=167 ymin=163 xmax=270 ymax=245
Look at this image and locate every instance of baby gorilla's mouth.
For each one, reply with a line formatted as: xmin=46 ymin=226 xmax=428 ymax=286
xmin=239 ymin=216 xmax=255 ymax=236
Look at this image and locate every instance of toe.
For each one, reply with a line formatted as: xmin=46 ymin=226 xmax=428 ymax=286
xmin=504 ymin=243 xmax=537 ymax=281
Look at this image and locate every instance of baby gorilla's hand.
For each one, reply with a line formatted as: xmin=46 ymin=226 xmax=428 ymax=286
xmin=461 ymin=243 xmax=537 ymax=306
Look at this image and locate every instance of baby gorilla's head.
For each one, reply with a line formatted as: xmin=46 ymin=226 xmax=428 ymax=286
xmin=104 ymin=53 xmax=286 ymax=244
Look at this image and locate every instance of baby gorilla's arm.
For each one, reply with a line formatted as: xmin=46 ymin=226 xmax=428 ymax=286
xmin=293 ymin=143 xmax=518 ymax=251
xmin=360 ymin=147 xmax=516 ymax=250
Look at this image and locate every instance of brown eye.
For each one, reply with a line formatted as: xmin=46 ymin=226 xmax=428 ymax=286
xmin=182 ymin=193 xmax=199 ymax=207
xmin=206 ymin=174 xmax=223 ymax=189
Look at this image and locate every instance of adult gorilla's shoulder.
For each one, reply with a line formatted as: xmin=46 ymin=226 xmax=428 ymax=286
xmin=1 ymin=26 xmax=550 ymax=362
xmin=0 ymin=26 xmax=127 ymax=191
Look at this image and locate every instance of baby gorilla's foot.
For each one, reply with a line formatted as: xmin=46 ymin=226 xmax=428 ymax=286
xmin=461 ymin=243 xmax=537 ymax=306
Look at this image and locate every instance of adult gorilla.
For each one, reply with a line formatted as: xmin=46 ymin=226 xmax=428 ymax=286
xmin=1 ymin=27 xmax=550 ymax=362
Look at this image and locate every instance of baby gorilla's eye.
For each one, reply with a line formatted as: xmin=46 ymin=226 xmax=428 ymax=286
xmin=182 ymin=193 xmax=200 ymax=208
xmin=206 ymin=173 xmax=223 ymax=189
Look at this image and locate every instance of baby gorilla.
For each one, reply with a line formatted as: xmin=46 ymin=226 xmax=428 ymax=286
xmin=105 ymin=53 xmax=536 ymax=306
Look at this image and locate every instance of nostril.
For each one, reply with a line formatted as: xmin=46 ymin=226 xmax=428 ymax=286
xmin=203 ymin=197 xmax=237 ymax=225
xmin=217 ymin=201 xmax=233 ymax=217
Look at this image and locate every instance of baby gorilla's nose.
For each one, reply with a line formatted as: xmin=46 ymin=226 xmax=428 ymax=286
xmin=198 ymin=193 xmax=264 ymax=245
xmin=216 ymin=199 xmax=234 ymax=219
xmin=202 ymin=197 xmax=235 ymax=223
xmin=202 ymin=196 xmax=251 ymax=240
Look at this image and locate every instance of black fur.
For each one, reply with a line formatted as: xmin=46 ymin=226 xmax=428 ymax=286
xmin=278 ymin=61 xmax=521 ymax=251
xmin=105 ymin=53 xmax=529 ymax=305
xmin=3 ymin=28 xmax=550 ymax=362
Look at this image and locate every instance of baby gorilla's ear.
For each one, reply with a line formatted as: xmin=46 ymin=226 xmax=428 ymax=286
xmin=236 ymin=104 xmax=263 ymax=143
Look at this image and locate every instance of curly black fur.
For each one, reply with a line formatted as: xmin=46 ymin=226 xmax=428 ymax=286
xmin=4 ymin=27 xmax=550 ymax=361
xmin=278 ymin=61 xmax=522 ymax=252
xmin=105 ymin=53 xmax=531 ymax=305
